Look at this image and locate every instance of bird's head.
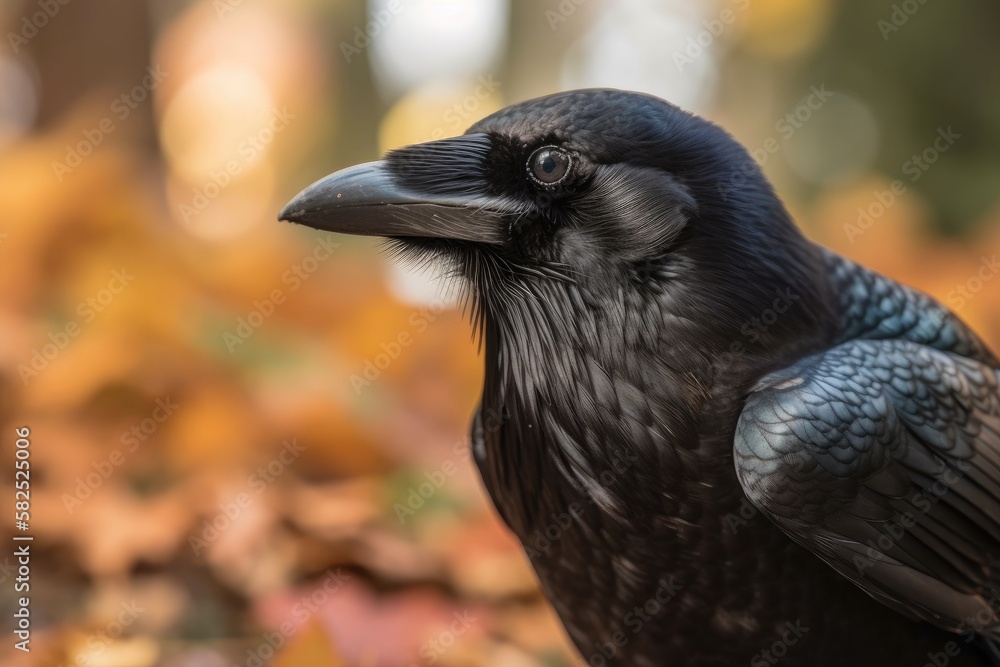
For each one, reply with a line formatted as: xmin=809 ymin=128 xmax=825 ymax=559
xmin=281 ymin=89 xmax=827 ymax=366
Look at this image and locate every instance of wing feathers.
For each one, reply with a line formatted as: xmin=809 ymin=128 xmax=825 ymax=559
xmin=735 ymin=339 xmax=1000 ymax=639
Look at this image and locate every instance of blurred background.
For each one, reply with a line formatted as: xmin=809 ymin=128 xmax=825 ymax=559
xmin=0 ymin=0 xmax=998 ymax=665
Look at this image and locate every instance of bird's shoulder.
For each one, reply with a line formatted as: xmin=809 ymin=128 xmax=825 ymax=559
xmin=823 ymin=248 xmax=997 ymax=365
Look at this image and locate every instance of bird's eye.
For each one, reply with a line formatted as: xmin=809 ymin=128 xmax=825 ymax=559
xmin=528 ymin=146 xmax=571 ymax=185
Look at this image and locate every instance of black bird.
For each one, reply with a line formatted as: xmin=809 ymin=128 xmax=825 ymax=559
xmin=280 ymin=90 xmax=1000 ymax=666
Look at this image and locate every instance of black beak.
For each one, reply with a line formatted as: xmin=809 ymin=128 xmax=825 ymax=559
xmin=279 ymin=134 xmax=508 ymax=245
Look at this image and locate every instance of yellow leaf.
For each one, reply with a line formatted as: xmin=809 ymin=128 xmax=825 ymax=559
xmin=272 ymin=618 xmax=347 ymax=667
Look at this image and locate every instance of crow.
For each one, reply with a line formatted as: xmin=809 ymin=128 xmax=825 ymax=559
xmin=280 ymin=89 xmax=1000 ymax=666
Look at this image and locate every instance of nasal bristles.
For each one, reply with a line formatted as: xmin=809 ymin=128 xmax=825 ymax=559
xmin=386 ymin=133 xmax=493 ymax=196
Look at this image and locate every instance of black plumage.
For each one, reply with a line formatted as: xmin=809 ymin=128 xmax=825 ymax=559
xmin=280 ymin=89 xmax=1000 ymax=666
